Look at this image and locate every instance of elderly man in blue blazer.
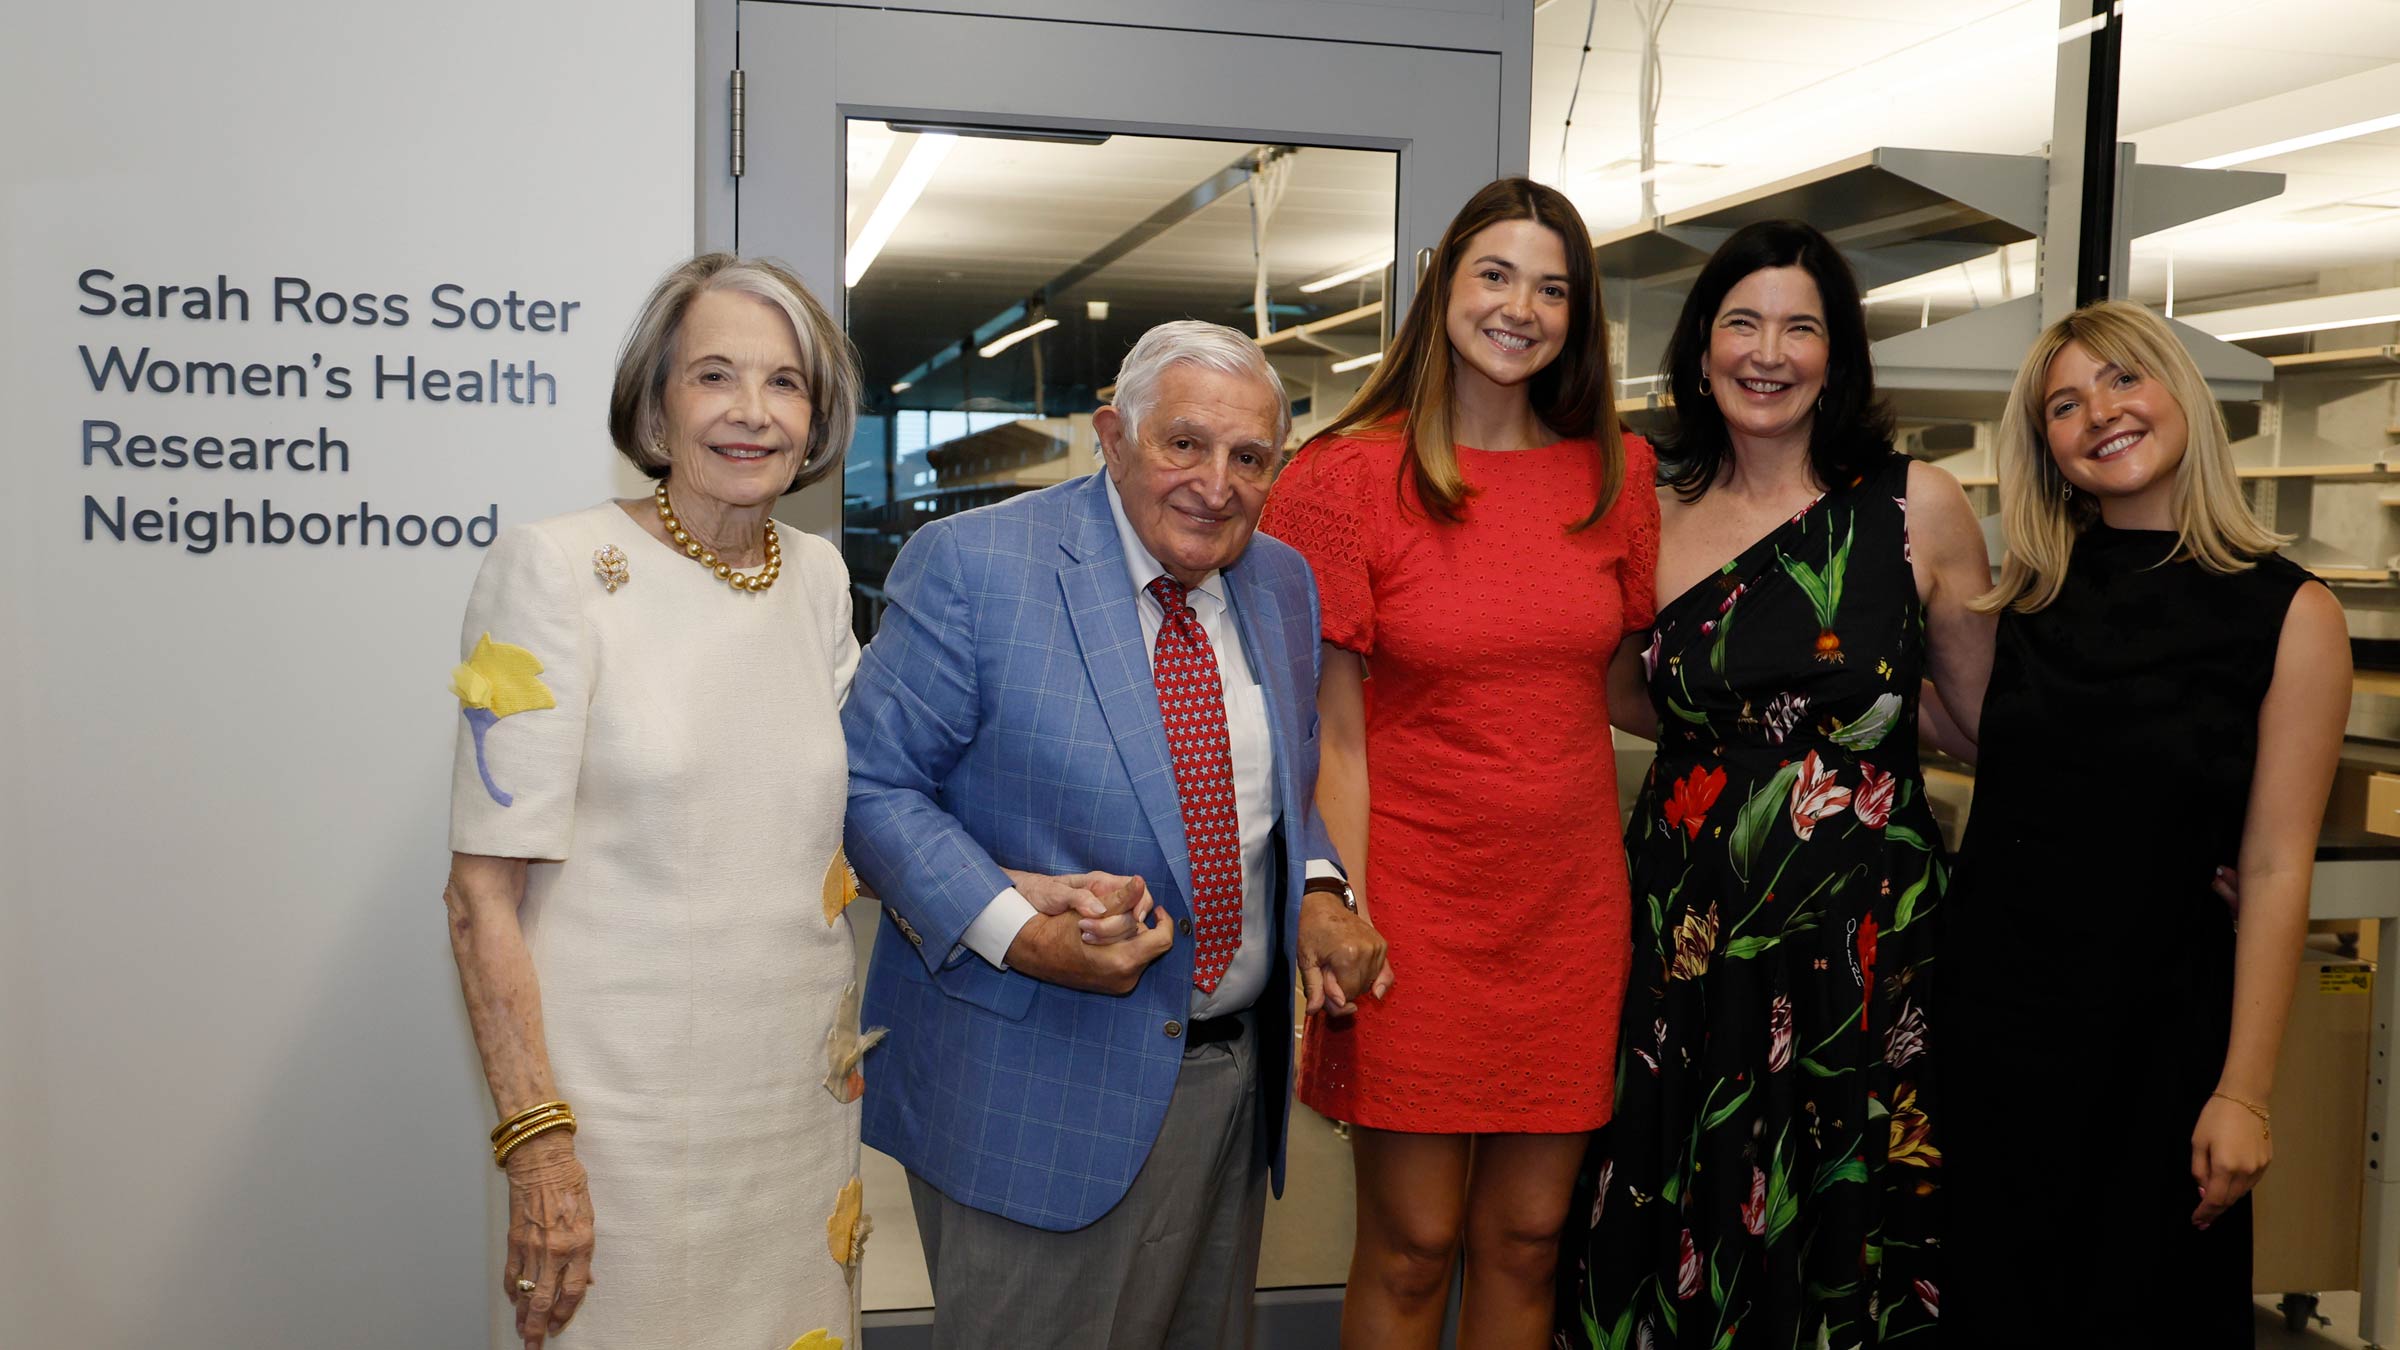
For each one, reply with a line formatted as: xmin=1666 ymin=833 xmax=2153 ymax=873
xmin=844 ymin=320 xmax=1391 ymax=1348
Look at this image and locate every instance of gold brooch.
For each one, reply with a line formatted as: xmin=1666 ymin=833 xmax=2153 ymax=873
xmin=593 ymin=545 xmax=629 ymax=593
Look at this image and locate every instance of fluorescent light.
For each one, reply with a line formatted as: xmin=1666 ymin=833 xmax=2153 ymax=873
xmin=2181 ymin=285 xmax=2400 ymax=342
xmin=1300 ymin=253 xmax=1394 ymax=295
xmin=2213 ymin=312 xmax=2400 ymax=342
xmin=2055 ymin=10 xmax=2112 ymax=44
xmin=846 ymin=133 xmax=954 ymax=289
xmin=2186 ymin=111 xmax=2400 ymax=169
xmin=1329 ymin=351 xmax=1383 ymax=374
xmin=890 ymin=380 xmax=913 ymax=394
xmin=978 ymin=316 xmax=1058 ymax=358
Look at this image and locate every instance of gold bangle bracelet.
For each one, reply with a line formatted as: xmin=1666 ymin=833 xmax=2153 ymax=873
xmin=493 ymin=1115 xmax=577 ymax=1169
xmin=493 ymin=1107 xmax=574 ymax=1149
xmin=493 ymin=1106 xmax=575 ymax=1148
xmin=491 ymin=1100 xmax=573 ymax=1144
xmin=493 ymin=1108 xmax=575 ymax=1156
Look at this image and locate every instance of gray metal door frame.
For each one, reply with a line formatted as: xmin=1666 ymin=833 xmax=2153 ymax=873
xmin=696 ymin=0 xmax=1531 ymax=533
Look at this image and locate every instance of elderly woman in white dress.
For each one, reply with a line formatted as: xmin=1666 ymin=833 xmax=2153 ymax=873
xmin=442 ymin=253 xmax=868 ymax=1349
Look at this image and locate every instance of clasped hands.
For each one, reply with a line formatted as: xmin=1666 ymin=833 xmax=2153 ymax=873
xmin=1001 ymin=867 xmax=1393 ymax=1012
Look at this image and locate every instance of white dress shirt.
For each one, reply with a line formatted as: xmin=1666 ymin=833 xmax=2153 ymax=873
xmin=957 ymin=474 xmax=1334 ymax=1017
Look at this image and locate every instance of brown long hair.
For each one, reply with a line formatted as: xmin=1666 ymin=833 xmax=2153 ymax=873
xmin=1309 ymin=177 xmax=1624 ymax=528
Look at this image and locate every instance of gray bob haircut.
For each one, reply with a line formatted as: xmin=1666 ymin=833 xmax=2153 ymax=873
xmin=608 ymin=253 xmax=860 ymax=494
xmin=1108 ymin=320 xmax=1291 ymax=447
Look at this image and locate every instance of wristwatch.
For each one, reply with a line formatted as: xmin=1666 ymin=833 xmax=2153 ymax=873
xmin=1303 ymin=875 xmax=1357 ymax=913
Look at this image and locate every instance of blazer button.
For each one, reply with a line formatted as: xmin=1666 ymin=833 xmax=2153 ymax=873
xmin=1177 ymin=918 xmax=1193 ymax=938
xmin=1164 ymin=1020 xmax=1183 ymax=1039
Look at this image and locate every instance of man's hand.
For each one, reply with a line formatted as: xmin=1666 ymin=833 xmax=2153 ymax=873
xmin=1004 ymin=869 xmax=1153 ymax=943
xmin=1004 ymin=903 xmax=1175 ymax=995
xmin=1297 ymin=891 xmax=1393 ymax=1016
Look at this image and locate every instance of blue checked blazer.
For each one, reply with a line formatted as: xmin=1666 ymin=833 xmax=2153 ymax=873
xmin=843 ymin=470 xmax=1335 ymax=1232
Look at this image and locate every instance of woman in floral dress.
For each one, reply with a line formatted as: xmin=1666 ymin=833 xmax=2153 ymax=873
xmin=1557 ymin=221 xmax=1994 ymax=1349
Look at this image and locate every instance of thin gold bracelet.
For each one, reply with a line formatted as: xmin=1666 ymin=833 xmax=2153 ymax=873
xmin=2210 ymin=1091 xmax=2272 ymax=1139
xmin=494 ymin=1115 xmax=577 ymax=1169
xmin=491 ymin=1099 xmax=572 ymax=1144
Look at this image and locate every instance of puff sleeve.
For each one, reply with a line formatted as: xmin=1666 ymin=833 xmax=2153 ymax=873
xmin=447 ymin=523 xmax=591 ymax=859
xmin=1616 ymin=434 xmax=1663 ymax=633
xmin=1260 ymin=439 xmax=1379 ymax=654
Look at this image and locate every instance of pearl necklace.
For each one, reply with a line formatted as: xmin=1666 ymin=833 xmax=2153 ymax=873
xmin=654 ymin=480 xmax=781 ymax=593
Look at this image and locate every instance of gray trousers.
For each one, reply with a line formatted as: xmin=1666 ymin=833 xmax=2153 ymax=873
xmin=907 ymin=1021 xmax=1270 ymax=1350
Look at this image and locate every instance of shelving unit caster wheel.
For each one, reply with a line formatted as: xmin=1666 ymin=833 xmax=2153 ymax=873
xmin=2276 ymin=1292 xmax=2323 ymax=1334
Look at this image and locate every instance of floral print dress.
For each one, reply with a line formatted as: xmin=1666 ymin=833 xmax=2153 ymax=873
xmin=1560 ymin=454 xmax=1944 ymax=1350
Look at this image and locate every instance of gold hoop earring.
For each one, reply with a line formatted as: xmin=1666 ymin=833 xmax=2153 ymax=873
xmin=1697 ymin=374 xmax=1712 ymax=396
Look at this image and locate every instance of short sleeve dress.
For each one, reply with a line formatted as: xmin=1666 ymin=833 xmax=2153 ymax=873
xmin=1260 ymin=432 xmax=1660 ymax=1133
xmin=449 ymin=502 xmax=866 ymax=1349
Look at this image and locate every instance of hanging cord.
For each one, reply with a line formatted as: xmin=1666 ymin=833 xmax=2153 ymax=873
xmin=1632 ymin=0 xmax=1677 ymax=219
xmin=1249 ymin=147 xmax=1294 ymax=339
xmin=1556 ymin=0 xmax=1600 ymax=175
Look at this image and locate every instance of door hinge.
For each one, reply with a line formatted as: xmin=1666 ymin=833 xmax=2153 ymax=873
xmin=730 ymin=69 xmax=746 ymax=179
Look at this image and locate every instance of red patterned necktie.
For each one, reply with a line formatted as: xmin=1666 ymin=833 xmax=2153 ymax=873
xmin=1147 ymin=575 xmax=1244 ymax=993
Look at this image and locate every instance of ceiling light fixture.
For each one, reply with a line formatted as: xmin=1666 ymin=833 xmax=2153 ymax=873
xmin=2180 ymin=285 xmax=2400 ymax=342
xmin=890 ymin=380 xmax=914 ymax=394
xmin=1329 ymin=351 xmax=1384 ymax=374
xmin=979 ymin=316 xmax=1059 ymax=358
xmin=2210 ymin=312 xmax=2400 ymax=342
xmin=1300 ymin=253 xmax=1395 ymax=294
xmin=2185 ymin=111 xmax=2400 ymax=170
xmin=846 ymin=132 xmax=955 ymax=289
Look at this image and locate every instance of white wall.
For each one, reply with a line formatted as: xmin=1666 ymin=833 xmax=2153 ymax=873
xmin=0 ymin=5 xmax=692 ymax=1344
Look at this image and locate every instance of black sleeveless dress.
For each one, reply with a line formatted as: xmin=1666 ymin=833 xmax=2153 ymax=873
xmin=1561 ymin=454 xmax=1946 ymax=1349
xmin=1942 ymin=524 xmax=2318 ymax=1348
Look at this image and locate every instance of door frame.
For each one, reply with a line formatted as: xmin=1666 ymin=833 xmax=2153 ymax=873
xmin=696 ymin=0 xmax=1531 ymax=536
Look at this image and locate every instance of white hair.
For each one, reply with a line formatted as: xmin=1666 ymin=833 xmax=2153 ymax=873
xmin=1109 ymin=320 xmax=1291 ymax=446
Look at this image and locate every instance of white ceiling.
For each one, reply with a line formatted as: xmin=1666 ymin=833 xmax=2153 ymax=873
xmin=1531 ymin=0 xmax=2400 ymax=317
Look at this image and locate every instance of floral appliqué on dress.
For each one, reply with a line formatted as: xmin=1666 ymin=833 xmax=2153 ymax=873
xmin=451 ymin=633 xmax=556 ymax=807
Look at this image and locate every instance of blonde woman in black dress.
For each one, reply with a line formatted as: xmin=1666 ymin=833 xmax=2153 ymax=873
xmin=1938 ymin=300 xmax=2351 ymax=1346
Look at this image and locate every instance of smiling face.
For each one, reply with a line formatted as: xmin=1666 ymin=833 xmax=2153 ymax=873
xmin=1094 ymin=362 xmax=1283 ymax=587
xmin=1703 ymin=266 xmax=1829 ymax=452
xmin=658 ymin=287 xmax=814 ymax=512
xmin=2039 ymin=338 xmax=2189 ymax=517
xmin=1442 ymin=217 xmax=1572 ymax=398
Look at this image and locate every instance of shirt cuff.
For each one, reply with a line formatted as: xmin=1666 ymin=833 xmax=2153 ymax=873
xmin=958 ymin=887 xmax=1041 ymax=969
xmin=1305 ymin=858 xmax=1343 ymax=882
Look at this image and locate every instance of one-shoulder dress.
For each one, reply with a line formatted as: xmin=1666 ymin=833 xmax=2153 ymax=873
xmin=1561 ymin=453 xmax=1946 ymax=1349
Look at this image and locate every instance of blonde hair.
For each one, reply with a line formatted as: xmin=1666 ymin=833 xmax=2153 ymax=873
xmin=608 ymin=253 xmax=860 ymax=494
xmin=1975 ymin=299 xmax=2286 ymax=614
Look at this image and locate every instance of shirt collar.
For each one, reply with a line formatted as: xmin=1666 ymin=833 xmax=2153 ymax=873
xmin=1102 ymin=472 xmax=1228 ymax=612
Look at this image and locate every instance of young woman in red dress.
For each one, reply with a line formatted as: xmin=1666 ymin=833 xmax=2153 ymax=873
xmin=1260 ymin=177 xmax=1658 ymax=1349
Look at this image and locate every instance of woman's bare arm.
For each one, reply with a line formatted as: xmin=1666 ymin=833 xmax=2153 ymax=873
xmin=446 ymin=852 xmax=594 ymax=1345
xmin=2192 ymin=583 xmax=2351 ymax=1226
xmin=1908 ymin=461 xmax=1996 ymax=749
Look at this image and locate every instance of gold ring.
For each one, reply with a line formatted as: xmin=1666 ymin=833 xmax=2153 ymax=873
xmin=516 ymin=1278 xmax=538 ymax=1294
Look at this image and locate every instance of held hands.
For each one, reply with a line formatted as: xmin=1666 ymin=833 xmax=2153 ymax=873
xmin=1297 ymin=890 xmax=1394 ymax=1017
xmin=1005 ymin=868 xmax=1155 ymax=944
xmin=503 ymin=1133 xmax=596 ymax=1348
xmin=2191 ymin=1093 xmax=2273 ymax=1229
xmin=1003 ymin=869 xmax=1173 ymax=995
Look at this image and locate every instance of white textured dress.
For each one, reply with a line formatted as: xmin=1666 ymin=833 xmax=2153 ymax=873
xmin=449 ymin=501 xmax=864 ymax=1350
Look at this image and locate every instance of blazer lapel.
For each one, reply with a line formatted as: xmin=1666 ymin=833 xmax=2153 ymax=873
xmin=1220 ymin=561 xmax=1301 ymax=830
xmin=1058 ymin=476 xmax=1194 ymax=911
